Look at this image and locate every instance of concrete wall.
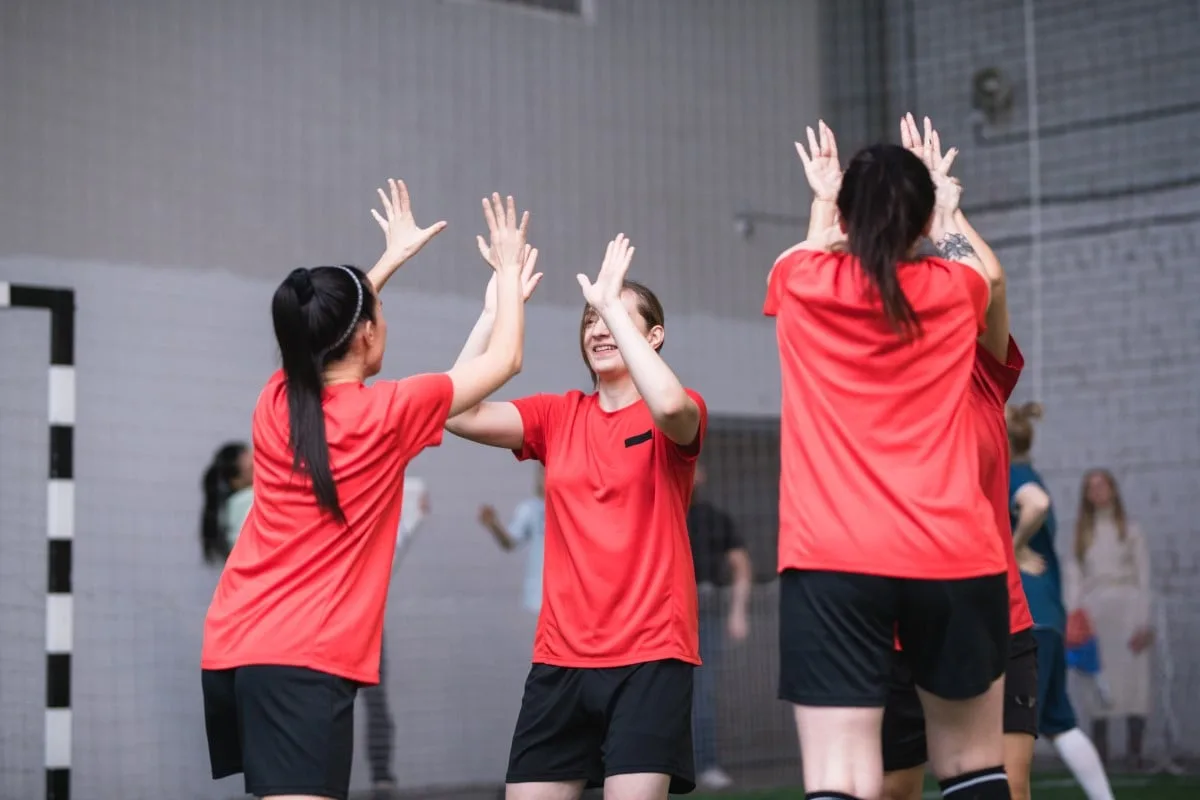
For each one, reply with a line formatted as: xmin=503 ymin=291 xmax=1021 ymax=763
xmin=0 ymin=0 xmax=821 ymax=321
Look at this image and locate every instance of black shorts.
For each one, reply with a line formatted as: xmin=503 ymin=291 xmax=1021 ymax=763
xmin=1034 ymin=627 xmax=1079 ymax=737
xmin=778 ymin=569 xmax=1009 ymax=707
xmin=881 ymin=627 xmax=1040 ymax=772
xmin=506 ymin=659 xmax=695 ymax=794
xmin=202 ymin=665 xmax=359 ymax=800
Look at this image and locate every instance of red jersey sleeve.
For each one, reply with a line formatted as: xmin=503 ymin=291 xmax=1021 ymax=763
xmin=664 ymin=388 xmax=708 ymax=462
xmin=382 ymin=373 xmax=455 ymax=455
xmin=510 ymin=393 xmax=562 ymax=463
xmin=974 ymin=337 xmax=1025 ymax=402
xmin=764 ymin=246 xmax=811 ymax=317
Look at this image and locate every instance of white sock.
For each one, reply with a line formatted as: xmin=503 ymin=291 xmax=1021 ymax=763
xmin=1053 ymin=727 xmax=1115 ymax=800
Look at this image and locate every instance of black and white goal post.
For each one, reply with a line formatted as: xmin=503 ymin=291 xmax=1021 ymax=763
xmin=0 ymin=281 xmax=76 ymax=800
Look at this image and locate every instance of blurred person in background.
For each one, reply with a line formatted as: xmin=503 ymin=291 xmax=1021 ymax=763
xmin=686 ymin=461 xmax=751 ymax=792
xmin=363 ymin=476 xmax=432 ymax=796
xmin=1066 ymin=468 xmax=1155 ymax=770
xmin=199 ymin=441 xmax=253 ymax=565
xmin=478 ymin=463 xmax=546 ymax=615
xmin=1008 ymin=404 xmax=1115 ymax=800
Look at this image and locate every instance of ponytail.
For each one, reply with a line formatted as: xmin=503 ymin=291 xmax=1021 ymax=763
xmin=270 ymin=265 xmax=375 ymax=523
xmin=836 ymin=144 xmax=935 ymax=337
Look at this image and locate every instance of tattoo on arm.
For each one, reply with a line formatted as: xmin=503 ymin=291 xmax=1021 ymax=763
xmin=934 ymin=233 xmax=978 ymax=262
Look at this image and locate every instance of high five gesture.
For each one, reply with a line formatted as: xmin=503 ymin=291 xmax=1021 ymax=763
xmin=367 ymin=179 xmax=449 ymax=292
xmin=900 ymin=113 xmax=961 ymax=214
xmin=795 ymin=120 xmax=843 ymax=202
xmin=788 ymin=119 xmax=844 ymax=253
xmin=577 ymin=233 xmax=635 ymax=312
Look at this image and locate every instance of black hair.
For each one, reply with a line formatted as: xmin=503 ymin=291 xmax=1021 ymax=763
xmin=836 ymin=144 xmax=935 ymax=336
xmin=200 ymin=441 xmax=248 ymax=564
xmin=270 ymin=264 xmax=376 ymax=522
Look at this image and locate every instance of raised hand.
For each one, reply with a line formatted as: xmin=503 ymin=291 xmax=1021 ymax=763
xmin=795 ymin=120 xmax=842 ymax=201
xmin=577 ymin=234 xmax=635 ymax=311
xmin=900 ymin=113 xmax=961 ymax=213
xmin=481 ymin=193 xmax=529 ymax=273
xmin=481 ymin=242 xmax=542 ymax=313
xmin=370 ymin=179 xmax=448 ymax=267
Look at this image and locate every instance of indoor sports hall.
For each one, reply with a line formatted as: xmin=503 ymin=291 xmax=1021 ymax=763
xmin=1 ymin=1 xmax=1198 ymax=799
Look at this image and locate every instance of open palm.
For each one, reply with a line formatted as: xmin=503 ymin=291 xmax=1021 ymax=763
xmin=795 ymin=120 xmax=842 ymax=201
xmin=900 ymin=113 xmax=961 ymax=212
xmin=480 ymin=240 xmax=543 ymax=312
xmin=371 ymin=179 xmax=448 ymax=267
xmin=577 ymin=234 xmax=635 ymax=310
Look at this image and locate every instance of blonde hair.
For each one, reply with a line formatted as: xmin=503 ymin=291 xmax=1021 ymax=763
xmin=1074 ymin=468 xmax=1128 ymax=564
xmin=1006 ymin=402 xmax=1043 ymax=457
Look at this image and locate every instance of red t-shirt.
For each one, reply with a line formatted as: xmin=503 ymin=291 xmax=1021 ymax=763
xmin=971 ymin=337 xmax=1033 ymax=634
xmin=764 ymin=248 xmax=1005 ymax=579
xmin=511 ymin=389 xmax=707 ymax=667
xmin=201 ymin=370 xmax=454 ymax=685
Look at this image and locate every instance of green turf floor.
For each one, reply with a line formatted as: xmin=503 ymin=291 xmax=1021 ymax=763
xmin=688 ymin=772 xmax=1200 ymax=799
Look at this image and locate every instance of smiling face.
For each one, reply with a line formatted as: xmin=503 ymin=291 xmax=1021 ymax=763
xmin=578 ymin=283 xmax=666 ymax=385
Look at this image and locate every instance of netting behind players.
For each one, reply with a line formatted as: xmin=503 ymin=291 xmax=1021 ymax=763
xmin=1 ymin=0 xmax=1198 ymax=798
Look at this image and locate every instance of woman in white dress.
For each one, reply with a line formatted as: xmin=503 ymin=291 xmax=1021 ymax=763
xmin=1066 ymin=469 xmax=1155 ymax=768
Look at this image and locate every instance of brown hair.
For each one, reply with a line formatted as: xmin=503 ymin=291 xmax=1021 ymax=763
xmin=1074 ymin=468 xmax=1128 ymax=564
xmin=578 ymin=280 xmax=665 ymax=386
xmin=1006 ymin=402 xmax=1043 ymax=458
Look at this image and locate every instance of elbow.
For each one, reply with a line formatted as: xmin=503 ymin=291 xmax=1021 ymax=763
xmin=1031 ymin=495 xmax=1052 ymax=518
xmin=656 ymin=391 xmax=691 ymax=422
xmin=989 ymin=269 xmax=1006 ymax=299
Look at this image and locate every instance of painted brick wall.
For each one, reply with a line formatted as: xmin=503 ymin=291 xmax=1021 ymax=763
xmin=880 ymin=0 xmax=1200 ymax=757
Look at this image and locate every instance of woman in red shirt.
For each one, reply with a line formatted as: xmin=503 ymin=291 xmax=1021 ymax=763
xmin=447 ymin=235 xmax=706 ymax=800
xmin=765 ymin=120 xmax=1011 ymax=800
xmin=879 ymin=116 xmax=1039 ymax=800
xmin=201 ymin=186 xmax=537 ymax=800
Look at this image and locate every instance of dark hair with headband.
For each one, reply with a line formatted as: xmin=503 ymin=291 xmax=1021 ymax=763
xmin=271 ymin=264 xmax=376 ymax=521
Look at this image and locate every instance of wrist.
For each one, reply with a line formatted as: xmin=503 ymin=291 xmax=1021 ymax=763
xmin=595 ymin=298 xmax=630 ymax=320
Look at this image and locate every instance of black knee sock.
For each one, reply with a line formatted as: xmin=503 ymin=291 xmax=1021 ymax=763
xmin=939 ymin=766 xmax=1009 ymax=798
xmin=805 ymin=793 xmax=864 ymax=800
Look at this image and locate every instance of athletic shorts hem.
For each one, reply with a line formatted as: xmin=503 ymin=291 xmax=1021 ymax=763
xmin=505 ymin=770 xmax=592 ymax=785
xmin=779 ymin=689 xmax=887 ymax=707
xmin=1040 ymin=722 xmax=1075 ymax=738
xmin=606 ymin=764 xmax=691 ymax=778
xmin=914 ymin=674 xmax=1000 ymax=701
xmin=1005 ymin=728 xmax=1038 ymax=739
xmin=883 ymin=754 xmax=927 ymax=774
xmin=247 ymin=784 xmax=347 ymax=800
